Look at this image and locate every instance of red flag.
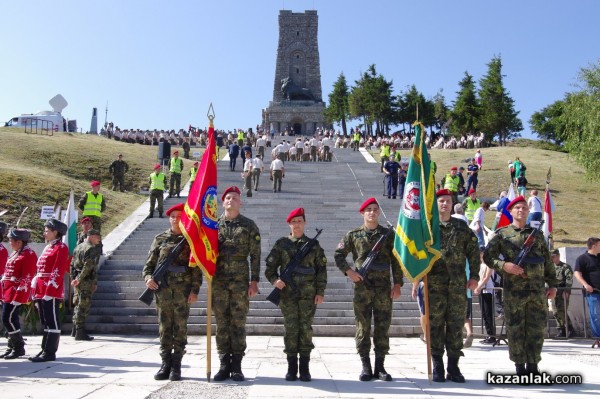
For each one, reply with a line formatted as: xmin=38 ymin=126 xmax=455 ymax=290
xmin=542 ymin=188 xmax=553 ymax=242
xmin=179 ymin=120 xmax=218 ymax=279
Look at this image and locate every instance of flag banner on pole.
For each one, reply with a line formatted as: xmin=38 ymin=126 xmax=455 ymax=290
xmin=179 ymin=118 xmax=218 ymax=280
xmin=542 ymin=188 xmax=553 ymax=243
xmin=393 ymin=122 xmax=441 ymax=282
xmin=507 ymin=183 xmax=516 ymax=201
xmin=62 ymin=190 xmax=78 ymax=256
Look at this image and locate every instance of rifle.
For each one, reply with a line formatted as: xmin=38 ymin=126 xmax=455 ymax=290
xmin=266 ymin=229 xmax=323 ymax=306
xmin=357 ymin=223 xmax=395 ymax=283
xmin=513 ymin=220 xmax=544 ymax=277
xmin=139 ymin=238 xmax=187 ymax=306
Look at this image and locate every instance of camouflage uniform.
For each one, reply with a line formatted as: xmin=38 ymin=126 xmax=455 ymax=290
xmin=143 ymin=230 xmax=202 ymax=357
xmin=429 ymin=218 xmax=480 ymax=358
xmin=553 ymin=261 xmax=574 ymax=331
xmin=214 ymin=214 xmax=261 ymax=356
xmin=265 ymin=235 xmax=327 ymax=356
xmin=484 ymin=225 xmax=557 ymax=365
xmin=70 ymin=240 xmax=101 ymax=329
xmin=109 ymin=159 xmax=129 ymax=192
xmin=334 ymin=225 xmax=403 ymax=357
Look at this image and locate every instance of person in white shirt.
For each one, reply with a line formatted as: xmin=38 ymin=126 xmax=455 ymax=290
xmin=322 ymin=136 xmax=333 ymax=161
xmin=242 ymin=151 xmax=253 ymax=197
xmin=251 ymin=155 xmax=264 ymax=191
xmin=474 ymin=261 xmax=498 ymax=345
xmin=282 ymin=140 xmax=290 ymax=161
xmin=270 ymin=158 xmax=285 ymax=192
xmin=295 ymin=138 xmax=304 ymax=162
xmin=255 ymin=135 xmax=266 ymax=159
xmin=289 ymin=145 xmax=297 ymax=162
xmin=469 ymin=202 xmax=490 ymax=250
xmin=308 ymin=137 xmax=319 ymax=162
xmin=526 ymin=190 xmax=543 ymax=226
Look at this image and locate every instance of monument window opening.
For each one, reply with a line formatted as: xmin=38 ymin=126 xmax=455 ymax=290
xmin=297 ymin=31 xmax=299 ymax=36
xmin=296 ymin=68 xmax=299 ymax=74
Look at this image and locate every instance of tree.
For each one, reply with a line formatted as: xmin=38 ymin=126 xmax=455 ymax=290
xmin=478 ymin=56 xmax=523 ymax=145
xmin=529 ymin=100 xmax=567 ymax=145
xmin=450 ymin=72 xmax=480 ymax=137
xmin=324 ymin=72 xmax=350 ymax=135
xmin=432 ymin=89 xmax=450 ymax=133
xmin=397 ymin=85 xmax=434 ymax=132
xmin=562 ymin=60 xmax=600 ymax=180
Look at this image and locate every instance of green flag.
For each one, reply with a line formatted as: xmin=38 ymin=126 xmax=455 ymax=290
xmin=393 ymin=122 xmax=440 ymax=282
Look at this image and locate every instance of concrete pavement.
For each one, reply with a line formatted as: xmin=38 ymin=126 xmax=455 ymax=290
xmin=1 ymin=334 xmax=598 ymax=399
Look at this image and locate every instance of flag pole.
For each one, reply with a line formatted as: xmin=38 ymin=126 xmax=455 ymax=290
xmin=206 ymin=278 xmax=212 ymax=382
xmin=423 ymin=275 xmax=432 ymax=383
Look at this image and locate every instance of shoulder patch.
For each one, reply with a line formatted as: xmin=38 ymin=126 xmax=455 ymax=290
xmin=255 ymin=235 xmax=261 ymax=241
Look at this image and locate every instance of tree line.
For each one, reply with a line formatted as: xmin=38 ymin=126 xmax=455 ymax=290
xmin=324 ymin=56 xmax=523 ymax=146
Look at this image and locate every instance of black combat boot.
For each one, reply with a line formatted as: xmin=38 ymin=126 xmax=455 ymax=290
xmin=30 ymin=332 xmax=59 ymax=362
xmin=373 ymin=356 xmax=392 ymax=381
xmin=515 ymin=363 xmax=529 ymax=385
xmin=285 ymin=355 xmax=298 ymax=381
xmin=213 ymin=353 xmax=231 ymax=381
xmin=446 ymin=357 xmax=465 ymax=383
xmin=299 ymin=355 xmax=311 ymax=382
xmin=431 ymin=355 xmax=445 ymax=382
xmin=231 ymin=354 xmax=245 ymax=381
xmin=526 ymin=363 xmax=540 ymax=376
xmin=359 ymin=356 xmax=373 ymax=381
xmin=148 ymin=212 xmax=154 ymax=219
xmin=4 ymin=332 xmax=25 ymax=360
xmin=0 ymin=337 xmax=13 ymax=359
xmin=169 ymin=353 xmax=183 ymax=381
xmin=154 ymin=352 xmax=172 ymax=380
xmin=75 ymin=328 xmax=94 ymax=341
xmin=29 ymin=332 xmax=47 ymax=360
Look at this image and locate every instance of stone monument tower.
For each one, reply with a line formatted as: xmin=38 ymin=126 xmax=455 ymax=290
xmin=263 ymin=10 xmax=326 ymax=136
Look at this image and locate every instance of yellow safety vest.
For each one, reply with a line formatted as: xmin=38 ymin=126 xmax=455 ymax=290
xmin=237 ymin=131 xmax=244 ymax=141
xmin=443 ymin=174 xmax=459 ymax=192
xmin=190 ymin=167 xmax=198 ymax=181
xmin=150 ymin=172 xmax=165 ymax=191
xmin=464 ymin=198 xmax=481 ymax=221
xmin=380 ymin=145 xmax=390 ymax=157
xmin=170 ymin=158 xmax=183 ymax=174
xmin=353 ymin=133 xmax=360 ymax=142
xmin=83 ymin=192 xmax=103 ymax=217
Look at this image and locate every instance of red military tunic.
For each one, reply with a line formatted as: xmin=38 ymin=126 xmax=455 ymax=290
xmin=32 ymin=240 xmax=69 ymax=300
xmin=0 ymin=244 xmax=9 ymax=298
xmin=2 ymin=246 xmax=38 ymax=304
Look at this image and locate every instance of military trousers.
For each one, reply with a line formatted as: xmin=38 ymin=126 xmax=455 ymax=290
xmin=505 ymin=290 xmax=546 ymax=364
xmin=280 ymin=292 xmax=317 ymax=357
xmin=553 ymin=293 xmax=573 ymax=329
xmin=272 ymin=170 xmax=282 ymax=192
xmin=169 ymin=173 xmax=181 ymax=196
xmin=243 ymin=172 xmax=253 ymax=197
xmin=112 ymin=174 xmax=125 ymax=192
xmin=212 ymin=278 xmax=250 ymax=356
xmin=252 ymin=169 xmax=261 ymax=191
xmin=149 ymin=189 xmax=164 ymax=215
xmin=73 ymin=280 xmax=96 ymax=328
xmin=353 ymin=282 xmax=392 ymax=357
xmin=428 ymin=279 xmax=466 ymax=358
xmin=155 ymin=273 xmax=192 ymax=356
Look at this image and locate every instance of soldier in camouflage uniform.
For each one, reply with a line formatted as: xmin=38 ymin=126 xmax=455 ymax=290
xmin=76 ymin=217 xmax=93 ymax=245
xmin=108 ymin=154 xmax=129 ymax=192
xmin=428 ymin=189 xmax=480 ymax=383
xmin=550 ymin=249 xmax=574 ymax=337
xmin=213 ymin=186 xmax=261 ymax=382
xmin=334 ymin=197 xmax=402 ymax=382
xmin=143 ymin=203 xmax=202 ymax=381
xmin=70 ymin=229 xmax=102 ymax=341
xmin=484 ymin=195 xmax=557 ymax=378
xmin=265 ymin=208 xmax=327 ymax=382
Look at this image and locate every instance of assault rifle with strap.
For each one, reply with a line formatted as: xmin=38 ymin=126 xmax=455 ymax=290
xmin=512 ymin=220 xmax=545 ymax=278
xmin=139 ymin=238 xmax=187 ymax=306
xmin=266 ymin=229 xmax=323 ymax=306
xmin=357 ymin=223 xmax=394 ymax=283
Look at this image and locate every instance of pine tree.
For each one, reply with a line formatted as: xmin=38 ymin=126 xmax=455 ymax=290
xmin=324 ymin=73 xmax=350 ymax=135
xmin=450 ymin=71 xmax=480 ymax=138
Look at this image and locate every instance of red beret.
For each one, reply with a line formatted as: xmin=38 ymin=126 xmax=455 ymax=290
xmin=450 ymin=166 xmax=458 ymax=171
xmin=193 ymin=161 xmax=199 ymax=166
xmin=221 ymin=186 xmax=241 ymax=201
xmin=165 ymin=203 xmax=185 ymax=216
xmin=154 ymin=164 xmax=161 ymax=170
xmin=90 ymin=180 xmax=101 ymax=187
xmin=286 ymin=207 xmax=305 ymax=223
xmin=80 ymin=217 xmax=92 ymax=224
xmin=436 ymin=189 xmax=452 ymax=197
xmin=359 ymin=197 xmax=379 ymax=212
xmin=468 ymin=188 xmax=476 ymax=195
xmin=506 ymin=195 xmax=527 ymax=211
xmin=173 ymin=150 xmax=179 ymax=155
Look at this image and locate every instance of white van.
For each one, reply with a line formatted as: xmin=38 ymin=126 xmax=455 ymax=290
xmin=5 ymin=111 xmax=67 ymax=132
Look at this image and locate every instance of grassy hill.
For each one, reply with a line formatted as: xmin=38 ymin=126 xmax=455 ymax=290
xmin=372 ymin=143 xmax=595 ymax=248
xmin=0 ymin=127 xmax=196 ymax=241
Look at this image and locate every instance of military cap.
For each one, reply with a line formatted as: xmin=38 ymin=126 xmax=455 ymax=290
xmin=193 ymin=161 xmax=199 ymax=166
xmin=286 ymin=207 xmax=305 ymax=223
xmin=87 ymin=229 xmax=101 ymax=236
xmin=45 ymin=218 xmax=68 ymax=235
xmin=468 ymin=188 xmax=476 ymax=195
xmin=506 ymin=195 xmax=526 ymax=211
xmin=8 ymin=228 xmax=31 ymax=242
xmin=551 ymin=249 xmax=560 ymax=256
xmin=436 ymin=189 xmax=453 ymax=197
xmin=90 ymin=180 xmax=101 ymax=187
xmin=359 ymin=197 xmax=379 ymax=213
xmin=221 ymin=186 xmax=241 ymax=201
xmin=173 ymin=150 xmax=179 ymax=155
xmin=154 ymin=164 xmax=161 ymax=170
xmin=389 ymin=154 xmax=396 ymax=159
xmin=80 ymin=217 xmax=92 ymax=224
xmin=165 ymin=203 xmax=185 ymax=216
xmin=0 ymin=221 xmax=7 ymax=236
xmin=450 ymin=166 xmax=458 ymax=171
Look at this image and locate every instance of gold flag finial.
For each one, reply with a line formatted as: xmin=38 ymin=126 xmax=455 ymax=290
xmin=207 ymin=103 xmax=216 ymax=123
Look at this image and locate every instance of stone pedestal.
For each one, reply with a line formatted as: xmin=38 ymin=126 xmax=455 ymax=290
xmin=264 ymin=100 xmax=325 ymax=136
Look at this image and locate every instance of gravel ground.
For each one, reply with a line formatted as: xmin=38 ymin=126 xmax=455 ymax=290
xmin=147 ymin=381 xmax=248 ymax=399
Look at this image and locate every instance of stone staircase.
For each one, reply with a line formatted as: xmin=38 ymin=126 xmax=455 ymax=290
xmin=86 ymin=147 xmax=493 ymax=337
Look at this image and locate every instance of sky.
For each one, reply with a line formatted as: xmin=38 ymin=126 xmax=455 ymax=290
xmin=1 ymin=0 xmax=598 ymax=139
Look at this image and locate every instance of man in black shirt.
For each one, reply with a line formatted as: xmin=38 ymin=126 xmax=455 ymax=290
xmin=574 ymin=237 xmax=600 ymax=292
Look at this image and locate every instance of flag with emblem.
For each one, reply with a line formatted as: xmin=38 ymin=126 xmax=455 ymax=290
xmin=393 ymin=122 xmax=441 ymax=282
xmin=179 ymin=114 xmax=219 ymax=279
xmin=62 ymin=190 xmax=78 ymax=256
